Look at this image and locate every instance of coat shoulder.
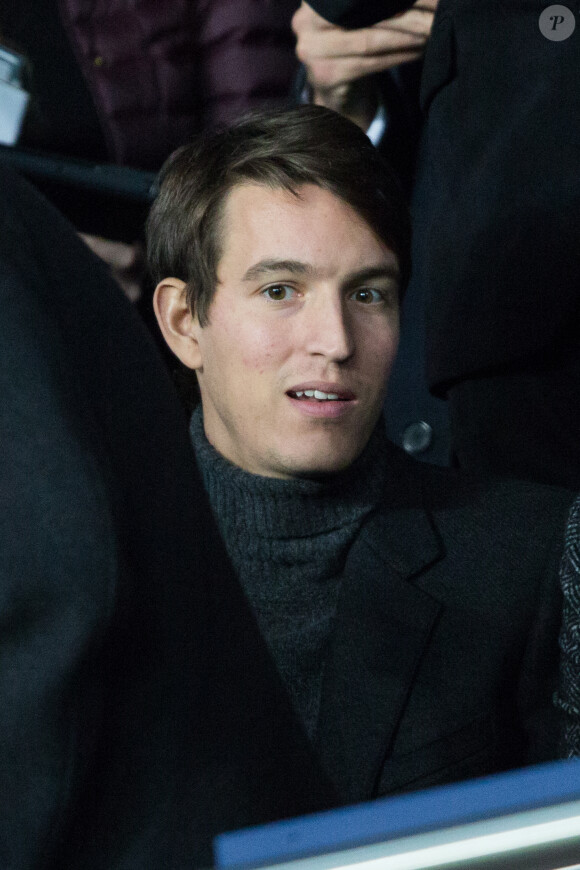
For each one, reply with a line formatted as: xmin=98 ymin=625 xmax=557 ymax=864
xmin=420 ymin=462 xmax=575 ymax=545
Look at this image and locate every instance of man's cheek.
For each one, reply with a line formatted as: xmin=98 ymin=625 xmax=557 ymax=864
xmin=240 ymin=337 xmax=281 ymax=373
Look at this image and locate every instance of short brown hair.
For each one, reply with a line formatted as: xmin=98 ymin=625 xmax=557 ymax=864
xmin=146 ymin=105 xmax=411 ymax=326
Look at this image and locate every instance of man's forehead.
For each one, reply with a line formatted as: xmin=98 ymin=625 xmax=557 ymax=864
xmin=221 ymin=180 xmax=305 ymax=219
xmin=218 ymin=181 xmax=397 ymax=273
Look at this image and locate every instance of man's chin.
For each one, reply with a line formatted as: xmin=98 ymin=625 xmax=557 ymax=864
xmin=278 ymin=444 xmax=367 ymax=479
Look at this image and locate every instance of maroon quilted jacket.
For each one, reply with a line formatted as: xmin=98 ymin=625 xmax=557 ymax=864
xmin=57 ymin=0 xmax=300 ymax=170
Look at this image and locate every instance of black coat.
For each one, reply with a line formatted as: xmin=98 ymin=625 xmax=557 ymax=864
xmin=308 ymin=0 xmax=409 ymax=28
xmin=65 ymin=441 xmax=574 ymax=869
xmin=308 ymin=0 xmax=580 ymax=391
xmin=316 ymin=455 xmax=573 ymax=799
xmin=0 ymin=164 xmax=574 ymax=870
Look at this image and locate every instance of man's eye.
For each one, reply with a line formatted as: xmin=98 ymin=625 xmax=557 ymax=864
xmin=263 ymin=284 xmax=294 ymax=301
xmin=351 ymin=288 xmax=384 ymax=304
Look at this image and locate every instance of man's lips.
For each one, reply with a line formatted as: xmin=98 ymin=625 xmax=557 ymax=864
xmin=286 ymin=382 xmax=356 ymax=401
xmin=285 ymin=383 xmax=357 ymax=418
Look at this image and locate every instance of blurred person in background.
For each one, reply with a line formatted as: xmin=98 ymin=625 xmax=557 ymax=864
xmin=293 ymin=0 xmax=436 ymax=190
xmin=0 ymin=0 xmax=300 ymax=302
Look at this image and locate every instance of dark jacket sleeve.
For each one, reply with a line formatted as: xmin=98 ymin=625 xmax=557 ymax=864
xmin=0 ymin=168 xmax=118 ymax=868
xmin=307 ymin=0 xmax=413 ymax=28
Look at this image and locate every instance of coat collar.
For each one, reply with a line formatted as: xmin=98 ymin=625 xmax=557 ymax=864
xmin=360 ymin=440 xmax=444 ymax=577
xmin=315 ymin=444 xmax=446 ymax=803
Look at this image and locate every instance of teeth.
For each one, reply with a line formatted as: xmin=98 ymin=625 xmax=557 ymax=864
xmin=314 ymin=390 xmax=339 ymax=400
xmin=291 ymin=389 xmax=341 ymax=400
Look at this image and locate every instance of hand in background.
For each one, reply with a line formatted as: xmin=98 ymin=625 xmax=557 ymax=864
xmin=79 ymin=234 xmax=145 ymax=303
xmin=292 ymin=1 xmax=438 ymax=130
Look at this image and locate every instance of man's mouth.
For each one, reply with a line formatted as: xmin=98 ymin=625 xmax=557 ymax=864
xmin=288 ymin=389 xmax=341 ymax=401
xmin=286 ymin=384 xmax=356 ymax=403
xmin=285 ymin=385 xmax=357 ymax=418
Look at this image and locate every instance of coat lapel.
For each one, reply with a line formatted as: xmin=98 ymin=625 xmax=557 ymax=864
xmin=315 ymin=449 xmax=445 ymax=803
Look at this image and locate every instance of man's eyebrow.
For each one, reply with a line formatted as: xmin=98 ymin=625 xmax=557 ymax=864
xmin=342 ymin=265 xmax=401 ymax=290
xmin=241 ymin=260 xmax=401 ymax=286
xmin=242 ymin=259 xmax=313 ymax=281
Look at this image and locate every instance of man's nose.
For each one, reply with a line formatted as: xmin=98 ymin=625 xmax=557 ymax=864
xmin=303 ymin=293 xmax=354 ymax=361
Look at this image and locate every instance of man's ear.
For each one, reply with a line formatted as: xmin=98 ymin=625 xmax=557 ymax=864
xmin=153 ymin=278 xmax=202 ymax=370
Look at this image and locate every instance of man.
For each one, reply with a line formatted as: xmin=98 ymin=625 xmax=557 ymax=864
xmin=148 ymin=105 xmax=575 ymax=813
xmin=293 ymin=0 xmax=580 ymax=489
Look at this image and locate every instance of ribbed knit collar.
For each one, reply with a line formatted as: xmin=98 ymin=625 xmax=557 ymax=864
xmin=189 ymin=406 xmax=389 ymax=544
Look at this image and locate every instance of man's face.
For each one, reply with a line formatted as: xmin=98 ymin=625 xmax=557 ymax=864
xmin=192 ymin=182 xmax=400 ymax=479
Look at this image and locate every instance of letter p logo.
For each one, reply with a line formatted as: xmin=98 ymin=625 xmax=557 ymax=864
xmin=539 ymin=5 xmax=576 ymax=40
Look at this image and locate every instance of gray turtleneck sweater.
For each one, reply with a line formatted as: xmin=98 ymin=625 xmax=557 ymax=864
xmin=190 ymin=407 xmax=389 ymax=740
